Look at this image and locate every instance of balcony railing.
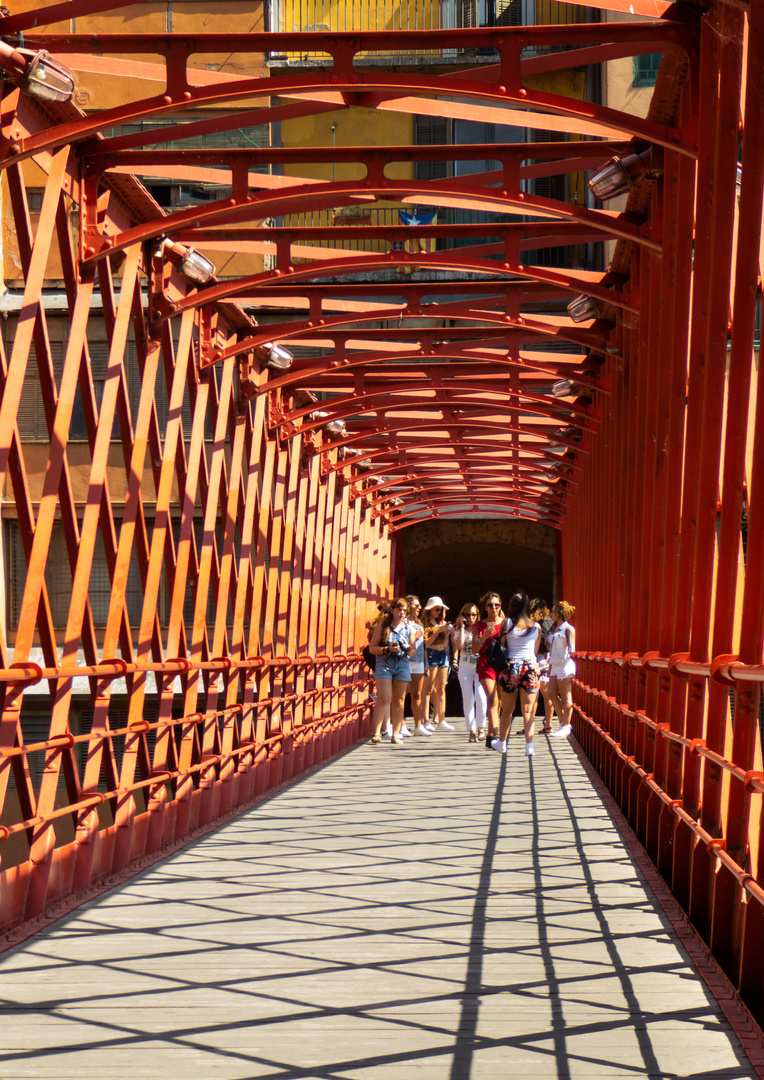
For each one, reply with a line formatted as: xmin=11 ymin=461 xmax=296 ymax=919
xmin=268 ymin=0 xmax=588 ymax=64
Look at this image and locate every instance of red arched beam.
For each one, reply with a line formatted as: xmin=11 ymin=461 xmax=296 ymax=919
xmin=271 ymin=387 xmax=596 ymax=440
xmin=199 ymin=309 xmax=609 ymax=371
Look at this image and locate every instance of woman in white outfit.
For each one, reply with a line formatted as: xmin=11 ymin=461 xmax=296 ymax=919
xmin=406 ymin=595 xmax=429 ymax=737
xmin=547 ymin=601 xmax=576 ymax=738
xmin=491 ymin=592 xmax=541 ymax=757
xmin=451 ymin=603 xmax=487 ymax=743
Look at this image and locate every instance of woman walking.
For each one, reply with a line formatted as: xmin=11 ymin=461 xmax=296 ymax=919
xmin=531 ymin=598 xmax=556 ymax=734
xmin=406 ymin=594 xmax=430 ymax=737
xmin=451 ymin=603 xmax=487 ymax=743
xmin=547 ymin=602 xmax=576 ymax=738
xmin=491 ymin=592 xmax=541 ymax=757
xmin=368 ymin=598 xmax=415 ymax=745
xmin=421 ymin=597 xmax=454 ymax=732
xmin=471 ymin=591 xmax=506 ymax=744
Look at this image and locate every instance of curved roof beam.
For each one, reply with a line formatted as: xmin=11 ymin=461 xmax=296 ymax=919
xmin=276 ymin=387 xmax=595 ymax=440
xmin=268 ymin=350 xmax=604 ymax=401
xmin=2 ymin=0 xmax=686 ymax=35
xmin=154 ymin=251 xmax=636 ymax=320
xmin=201 ymin=306 xmax=608 ymax=372
xmin=384 ymin=502 xmax=567 ymax=531
xmin=80 ymin=174 xmax=658 ymax=269
xmin=318 ymin=424 xmax=585 ymax=471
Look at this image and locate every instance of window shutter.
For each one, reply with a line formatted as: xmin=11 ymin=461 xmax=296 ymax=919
xmin=495 ymin=0 xmax=521 ymax=25
xmin=414 ymin=116 xmax=450 ymax=182
xmin=457 ymin=0 xmax=478 ymax=26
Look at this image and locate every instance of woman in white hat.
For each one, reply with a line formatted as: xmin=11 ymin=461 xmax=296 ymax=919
xmin=420 ymin=597 xmax=454 ymax=733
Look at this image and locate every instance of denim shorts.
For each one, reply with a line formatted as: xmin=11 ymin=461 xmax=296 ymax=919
xmin=427 ymin=649 xmax=449 ymax=668
xmin=409 ymin=661 xmax=425 ymax=675
xmin=375 ymin=655 xmax=411 ymax=682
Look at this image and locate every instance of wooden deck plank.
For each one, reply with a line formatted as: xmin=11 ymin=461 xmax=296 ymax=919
xmin=0 ymin=726 xmax=758 ymax=1079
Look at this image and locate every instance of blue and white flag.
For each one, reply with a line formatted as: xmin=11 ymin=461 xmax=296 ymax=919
xmin=398 ymin=210 xmax=438 ymax=227
xmin=396 ymin=210 xmax=437 ymax=272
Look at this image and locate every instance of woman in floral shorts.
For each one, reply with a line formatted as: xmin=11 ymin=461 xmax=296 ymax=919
xmin=490 ymin=592 xmax=541 ymax=758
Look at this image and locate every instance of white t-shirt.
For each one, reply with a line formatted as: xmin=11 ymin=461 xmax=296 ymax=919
xmin=505 ymin=620 xmax=540 ymax=662
xmin=548 ymin=621 xmax=574 ymax=668
xmin=457 ymin=630 xmax=478 ymax=669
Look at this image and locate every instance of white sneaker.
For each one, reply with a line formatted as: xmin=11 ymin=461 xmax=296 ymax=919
xmin=551 ymin=724 xmax=572 ymax=739
xmin=490 ymin=739 xmax=507 ymax=754
xmin=413 ymin=725 xmax=432 ymax=737
xmin=381 ymin=729 xmax=392 ymax=740
xmin=525 ymin=743 xmax=535 ymax=757
xmin=424 ymin=722 xmax=436 ymax=732
xmin=436 ymin=720 xmax=454 ymax=731
xmin=400 ymin=725 xmax=412 ymax=738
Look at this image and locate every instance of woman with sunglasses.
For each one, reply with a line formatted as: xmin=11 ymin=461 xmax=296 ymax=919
xmin=492 ymin=592 xmax=541 ymax=757
xmin=471 ymin=591 xmax=506 ymax=744
xmin=421 ymin=596 xmax=454 ymax=732
xmin=451 ymin=603 xmax=487 ymax=742
xmin=368 ymin=598 xmax=416 ymax=745
xmin=406 ymin=595 xmax=430 ymax=737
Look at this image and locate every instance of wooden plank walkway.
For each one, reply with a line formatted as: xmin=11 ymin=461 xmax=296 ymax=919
xmin=0 ymin=724 xmax=760 ymax=1079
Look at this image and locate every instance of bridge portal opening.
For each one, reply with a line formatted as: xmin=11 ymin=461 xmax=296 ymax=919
xmin=400 ymin=519 xmax=558 ymax=615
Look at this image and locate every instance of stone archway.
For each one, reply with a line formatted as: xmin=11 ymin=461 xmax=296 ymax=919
xmin=401 ymin=519 xmax=558 ymax=615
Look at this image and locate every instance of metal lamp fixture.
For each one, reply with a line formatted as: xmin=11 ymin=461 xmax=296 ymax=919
xmin=178 ymin=247 xmax=216 ymax=285
xmin=311 ymin=411 xmax=347 ymax=437
xmin=567 ymin=294 xmax=601 ymax=323
xmin=323 ymin=418 xmax=347 ymax=437
xmin=255 ymin=342 xmax=294 ymax=371
xmin=587 ymin=150 xmax=654 ymax=201
xmin=0 ymin=41 xmax=77 ymax=103
xmin=159 ymin=239 xmax=216 ymax=285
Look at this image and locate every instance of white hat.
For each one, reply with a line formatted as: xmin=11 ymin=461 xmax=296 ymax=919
xmin=424 ymin=596 xmax=449 ymax=611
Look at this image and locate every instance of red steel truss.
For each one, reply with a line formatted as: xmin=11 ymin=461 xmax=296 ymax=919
xmin=0 ymin=0 xmax=764 ymax=1028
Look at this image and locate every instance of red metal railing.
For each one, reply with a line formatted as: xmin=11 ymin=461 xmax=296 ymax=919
xmin=561 ymin=0 xmax=764 ymax=1025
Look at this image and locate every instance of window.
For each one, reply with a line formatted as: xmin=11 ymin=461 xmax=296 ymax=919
xmin=414 ymin=115 xmax=451 ymax=182
xmin=11 ymin=333 xmax=195 ymax=443
xmin=524 ymin=130 xmax=569 ymax=266
xmin=454 ymin=0 xmax=525 ymax=26
xmin=633 ymin=53 xmax=662 ymax=87
xmin=7 ymin=520 xmax=144 ymax=630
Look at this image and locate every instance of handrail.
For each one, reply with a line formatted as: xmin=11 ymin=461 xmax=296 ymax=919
xmin=0 ymin=650 xmax=366 ymax=686
xmin=576 ymin=649 xmax=764 ymax=685
xmin=573 ymin=697 xmax=764 ymax=909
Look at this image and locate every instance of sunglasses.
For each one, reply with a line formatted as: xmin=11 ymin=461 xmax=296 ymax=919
xmin=485 ymin=602 xmax=500 ymax=608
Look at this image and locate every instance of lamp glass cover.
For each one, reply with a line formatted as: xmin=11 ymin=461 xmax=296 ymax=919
xmin=567 ymin=295 xmax=600 ymax=323
xmin=587 ymin=157 xmax=631 ymax=200
xmin=23 ymin=50 xmax=77 ymax=103
xmin=178 ymin=248 xmax=216 ymax=285
xmin=265 ymin=343 xmax=293 ymax=370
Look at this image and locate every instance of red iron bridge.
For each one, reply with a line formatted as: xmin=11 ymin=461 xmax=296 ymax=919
xmin=0 ymin=0 xmax=763 ymax=1073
